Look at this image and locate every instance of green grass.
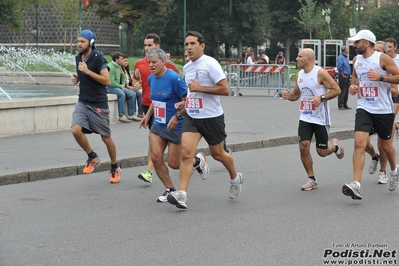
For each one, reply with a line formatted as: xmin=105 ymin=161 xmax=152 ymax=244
xmin=0 ymin=53 xmax=184 ymax=73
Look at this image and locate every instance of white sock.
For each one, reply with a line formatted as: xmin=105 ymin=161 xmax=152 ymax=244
xmin=390 ymin=167 xmax=398 ymax=175
xmin=354 ymin=181 xmax=361 ymax=189
xmin=180 ymin=190 xmax=187 ymax=197
xmin=230 ymin=174 xmax=240 ymax=184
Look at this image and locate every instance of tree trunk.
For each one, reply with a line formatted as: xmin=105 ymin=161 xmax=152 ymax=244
xmin=285 ymin=33 xmax=291 ymax=65
xmin=126 ymin=23 xmax=134 ymax=57
xmin=237 ymin=36 xmax=243 ymax=60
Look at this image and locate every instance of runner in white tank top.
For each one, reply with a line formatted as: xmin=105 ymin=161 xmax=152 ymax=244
xmin=342 ymin=30 xmax=399 ymax=200
xmin=282 ymin=48 xmax=343 ymax=192
xmin=368 ymin=38 xmax=399 ymax=185
xmin=354 ymin=52 xmax=392 ymax=114
xmin=297 ymin=65 xmax=331 ymax=127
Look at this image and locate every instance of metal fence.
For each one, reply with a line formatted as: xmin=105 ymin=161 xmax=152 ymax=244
xmin=224 ymin=64 xmax=291 ymax=97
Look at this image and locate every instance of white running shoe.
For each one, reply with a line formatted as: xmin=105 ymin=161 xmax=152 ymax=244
xmin=331 ymin=138 xmax=344 ymax=159
xmin=167 ymin=190 xmax=188 ymax=209
xmin=388 ymin=167 xmax=399 ymax=191
xmin=342 ymin=181 xmax=362 ymax=200
xmin=377 ymin=171 xmax=388 ymax=184
xmin=194 ymin=152 xmax=209 ymax=180
xmin=229 ymin=172 xmax=243 ymax=199
xmin=368 ymin=153 xmax=380 ymax=174
xmin=157 ymin=188 xmax=173 ymax=203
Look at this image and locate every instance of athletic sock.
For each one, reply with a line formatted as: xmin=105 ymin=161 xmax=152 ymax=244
xmin=390 ymin=168 xmax=398 ymax=175
xmin=88 ymin=151 xmax=97 ymax=159
xmin=111 ymin=163 xmax=118 ymax=170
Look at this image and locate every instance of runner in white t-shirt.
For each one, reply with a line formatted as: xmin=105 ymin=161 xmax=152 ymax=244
xmin=167 ymin=31 xmax=243 ymax=209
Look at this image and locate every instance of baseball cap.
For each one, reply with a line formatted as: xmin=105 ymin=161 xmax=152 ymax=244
xmin=78 ymin=29 xmax=96 ymax=48
xmin=347 ymin=30 xmax=376 ymax=44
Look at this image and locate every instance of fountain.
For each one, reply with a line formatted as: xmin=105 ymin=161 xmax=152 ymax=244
xmin=0 ymin=47 xmax=120 ymax=136
xmin=0 ymin=46 xmax=77 ymax=100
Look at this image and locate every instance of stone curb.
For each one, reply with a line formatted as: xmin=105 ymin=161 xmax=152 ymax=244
xmin=0 ymin=130 xmax=354 ymax=186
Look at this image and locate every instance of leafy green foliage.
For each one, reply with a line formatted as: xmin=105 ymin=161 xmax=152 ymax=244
xmin=295 ymin=0 xmax=323 ymax=39
xmin=0 ymin=0 xmax=51 ymax=32
xmin=368 ymin=9 xmax=399 ymax=41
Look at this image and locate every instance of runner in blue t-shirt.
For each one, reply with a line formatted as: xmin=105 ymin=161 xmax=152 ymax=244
xmin=140 ymin=48 xmax=208 ymax=203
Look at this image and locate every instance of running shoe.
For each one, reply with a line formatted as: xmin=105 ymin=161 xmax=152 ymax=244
xmin=194 ymin=152 xmax=209 ymax=180
xmin=388 ymin=168 xmax=399 ymax=191
xmin=368 ymin=153 xmax=380 ymax=174
xmin=377 ymin=171 xmax=388 ymax=184
xmin=110 ymin=167 xmax=121 ymax=183
xmin=167 ymin=190 xmax=188 ymax=209
xmin=229 ymin=172 xmax=243 ymax=199
xmin=301 ymin=179 xmax=318 ymax=191
xmin=331 ymin=138 xmax=344 ymax=159
xmin=342 ymin=182 xmax=362 ymax=200
xmin=83 ymin=156 xmax=100 ymax=174
xmin=157 ymin=188 xmax=174 ymax=203
xmin=138 ymin=169 xmax=152 ymax=183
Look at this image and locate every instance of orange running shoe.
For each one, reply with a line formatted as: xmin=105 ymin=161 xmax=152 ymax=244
xmin=83 ymin=156 xmax=100 ymax=174
xmin=110 ymin=167 xmax=121 ymax=183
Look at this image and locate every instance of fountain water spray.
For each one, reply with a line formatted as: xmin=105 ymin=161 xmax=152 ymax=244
xmin=0 ymin=86 xmax=12 ymax=99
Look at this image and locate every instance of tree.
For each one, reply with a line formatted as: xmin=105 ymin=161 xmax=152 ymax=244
xmin=295 ymin=0 xmax=322 ymax=39
xmin=0 ymin=0 xmax=50 ymax=32
xmin=52 ymin=0 xmax=79 ymax=28
xmin=88 ymin=0 xmax=173 ymax=56
xmin=266 ymin=0 xmax=332 ymax=63
xmin=368 ymin=8 xmax=399 ymax=41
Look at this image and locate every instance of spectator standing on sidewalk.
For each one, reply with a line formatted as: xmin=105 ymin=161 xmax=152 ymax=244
xmin=282 ymin=48 xmax=344 ymax=191
xmin=337 ymin=46 xmax=352 ymax=110
xmin=275 ymin=51 xmax=286 ymax=86
xmin=71 ymin=29 xmax=121 ymax=183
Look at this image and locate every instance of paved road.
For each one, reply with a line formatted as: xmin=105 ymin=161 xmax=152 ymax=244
xmin=1 ymin=139 xmax=399 ymax=266
xmin=0 ymin=90 xmax=357 ymax=184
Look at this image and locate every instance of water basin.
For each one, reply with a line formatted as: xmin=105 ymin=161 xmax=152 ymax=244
xmin=0 ymin=84 xmax=79 ymax=100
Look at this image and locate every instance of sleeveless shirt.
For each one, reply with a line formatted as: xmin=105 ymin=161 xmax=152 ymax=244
xmin=298 ymin=65 xmax=331 ymax=126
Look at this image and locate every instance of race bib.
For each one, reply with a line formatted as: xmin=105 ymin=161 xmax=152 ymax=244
xmin=359 ymin=86 xmax=378 ymax=102
xmin=299 ymin=100 xmax=315 ymax=111
xmin=185 ymin=96 xmax=204 ymax=114
xmin=153 ymin=100 xmax=166 ymax=124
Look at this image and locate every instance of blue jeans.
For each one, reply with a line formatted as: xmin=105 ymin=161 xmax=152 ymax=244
xmin=135 ymin=90 xmax=144 ymax=115
xmin=106 ymin=87 xmax=136 ymax=116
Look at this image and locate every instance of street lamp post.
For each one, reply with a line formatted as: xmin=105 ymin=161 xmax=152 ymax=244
xmin=78 ymin=0 xmax=82 ymax=32
xmin=356 ymin=6 xmax=364 ymax=30
xmin=351 ymin=0 xmax=355 ymax=28
xmin=322 ymin=8 xmax=332 ymax=39
xmin=119 ymin=24 xmax=123 ymax=52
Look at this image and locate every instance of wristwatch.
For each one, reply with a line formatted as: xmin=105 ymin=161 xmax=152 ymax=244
xmin=379 ymin=75 xmax=384 ymax=82
xmin=321 ymin=95 xmax=326 ymax=102
xmin=175 ymin=114 xmax=183 ymax=120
